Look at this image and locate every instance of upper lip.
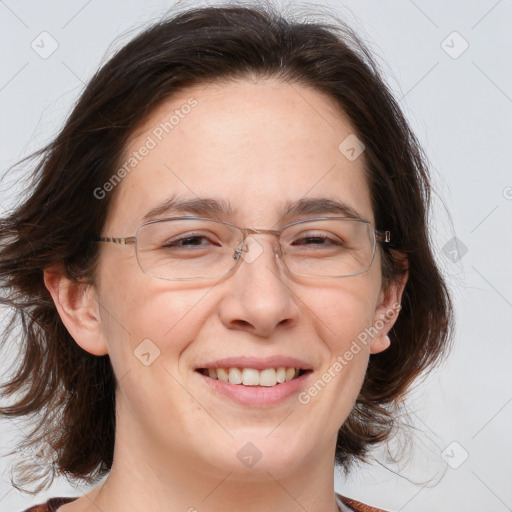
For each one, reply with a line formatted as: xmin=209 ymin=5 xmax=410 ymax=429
xmin=196 ymin=356 xmax=312 ymax=371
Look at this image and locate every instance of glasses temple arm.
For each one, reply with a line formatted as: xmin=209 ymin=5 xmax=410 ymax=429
xmin=95 ymin=236 xmax=136 ymax=245
xmin=375 ymin=230 xmax=391 ymax=243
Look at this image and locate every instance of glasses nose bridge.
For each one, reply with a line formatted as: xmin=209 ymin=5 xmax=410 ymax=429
xmin=244 ymin=227 xmax=281 ymax=238
xmin=237 ymin=226 xmax=283 ymax=262
xmin=244 ymin=227 xmax=283 ymax=252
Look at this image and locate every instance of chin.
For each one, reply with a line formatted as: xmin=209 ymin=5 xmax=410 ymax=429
xmin=196 ymin=432 xmax=312 ymax=479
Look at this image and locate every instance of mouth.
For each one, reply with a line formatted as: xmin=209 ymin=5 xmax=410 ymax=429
xmin=196 ymin=367 xmax=309 ymax=387
xmin=194 ymin=356 xmax=313 ymax=406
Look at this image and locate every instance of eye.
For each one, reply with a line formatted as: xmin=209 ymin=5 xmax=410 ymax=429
xmin=161 ymin=232 xmax=222 ymax=248
xmin=291 ymin=231 xmax=344 ymax=247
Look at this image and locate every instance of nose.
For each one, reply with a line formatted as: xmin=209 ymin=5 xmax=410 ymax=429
xmin=217 ymin=236 xmax=299 ymax=338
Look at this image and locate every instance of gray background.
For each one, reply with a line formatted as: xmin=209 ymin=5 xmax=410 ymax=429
xmin=0 ymin=1 xmax=511 ymax=511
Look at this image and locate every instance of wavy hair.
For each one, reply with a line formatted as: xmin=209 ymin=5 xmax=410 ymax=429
xmin=0 ymin=2 xmax=453 ymax=493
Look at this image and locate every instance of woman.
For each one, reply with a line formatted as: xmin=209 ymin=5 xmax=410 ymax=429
xmin=0 ymin=3 xmax=452 ymax=511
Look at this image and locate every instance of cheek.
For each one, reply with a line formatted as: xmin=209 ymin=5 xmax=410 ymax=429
xmin=305 ymin=275 xmax=379 ymax=348
xmin=96 ymin=264 xmax=215 ymax=377
xmin=297 ymin=278 xmax=379 ymax=414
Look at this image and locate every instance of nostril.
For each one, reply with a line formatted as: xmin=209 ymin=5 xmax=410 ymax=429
xmin=233 ymin=319 xmax=252 ymax=328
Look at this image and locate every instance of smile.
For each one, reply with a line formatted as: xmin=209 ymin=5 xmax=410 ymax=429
xmin=197 ymin=367 xmax=306 ymax=387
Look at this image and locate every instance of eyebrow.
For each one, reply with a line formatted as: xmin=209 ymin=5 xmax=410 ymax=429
xmin=277 ymin=197 xmax=364 ymax=221
xmin=142 ymin=195 xmax=365 ymax=223
xmin=142 ymin=195 xmax=233 ymax=221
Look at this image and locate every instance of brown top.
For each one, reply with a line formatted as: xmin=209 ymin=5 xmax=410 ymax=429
xmin=22 ymin=494 xmax=390 ymax=512
xmin=21 ymin=497 xmax=77 ymax=512
xmin=339 ymin=495 xmax=389 ymax=512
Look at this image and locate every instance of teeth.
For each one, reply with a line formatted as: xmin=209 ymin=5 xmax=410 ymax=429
xmin=242 ymin=368 xmax=259 ymax=386
xmin=228 ymin=367 xmax=242 ymax=384
xmin=285 ymin=367 xmax=296 ymax=382
xmin=259 ymin=368 xmax=277 ymax=387
xmin=217 ymin=368 xmax=228 ymax=382
xmin=200 ymin=367 xmax=303 ymax=386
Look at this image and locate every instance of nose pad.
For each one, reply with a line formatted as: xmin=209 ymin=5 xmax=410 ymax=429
xmin=234 ymin=236 xmax=282 ymax=267
xmin=273 ymin=239 xmax=283 ymax=257
xmin=236 ymin=236 xmax=263 ymax=264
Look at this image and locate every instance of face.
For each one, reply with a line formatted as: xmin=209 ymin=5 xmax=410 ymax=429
xmin=74 ymin=79 xmax=402 ymax=481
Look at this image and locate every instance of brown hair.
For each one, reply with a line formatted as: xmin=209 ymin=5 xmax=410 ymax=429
xmin=0 ymin=2 xmax=453 ymax=493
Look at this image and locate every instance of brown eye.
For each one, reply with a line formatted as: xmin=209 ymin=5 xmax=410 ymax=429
xmin=290 ymin=231 xmax=344 ymax=247
xmin=162 ymin=234 xmax=219 ymax=248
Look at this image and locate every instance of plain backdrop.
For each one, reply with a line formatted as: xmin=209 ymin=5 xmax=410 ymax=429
xmin=0 ymin=1 xmax=511 ymax=511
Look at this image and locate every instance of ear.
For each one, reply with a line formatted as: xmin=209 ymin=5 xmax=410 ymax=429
xmin=43 ymin=266 xmax=108 ymax=356
xmin=369 ymin=263 xmax=409 ymax=355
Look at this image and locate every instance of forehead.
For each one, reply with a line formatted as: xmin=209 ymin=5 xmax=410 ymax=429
xmin=104 ymin=78 xmax=373 ymax=232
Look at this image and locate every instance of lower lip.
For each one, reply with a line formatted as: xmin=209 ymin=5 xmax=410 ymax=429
xmin=196 ymin=371 xmax=311 ymax=407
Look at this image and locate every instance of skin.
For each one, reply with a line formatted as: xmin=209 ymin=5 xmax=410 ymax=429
xmin=45 ymin=78 xmax=407 ymax=512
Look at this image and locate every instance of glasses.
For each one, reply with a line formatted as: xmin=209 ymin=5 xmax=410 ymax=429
xmin=96 ymin=216 xmax=390 ymax=281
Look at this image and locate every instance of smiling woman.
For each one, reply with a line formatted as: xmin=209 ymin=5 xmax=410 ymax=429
xmin=0 ymin=3 xmax=453 ymax=512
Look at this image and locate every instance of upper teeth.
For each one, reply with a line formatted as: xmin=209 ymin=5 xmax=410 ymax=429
xmin=203 ymin=367 xmax=300 ymax=387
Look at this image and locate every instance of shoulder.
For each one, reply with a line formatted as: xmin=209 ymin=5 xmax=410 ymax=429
xmin=336 ymin=493 xmax=391 ymax=512
xmin=21 ymin=497 xmax=78 ymax=512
